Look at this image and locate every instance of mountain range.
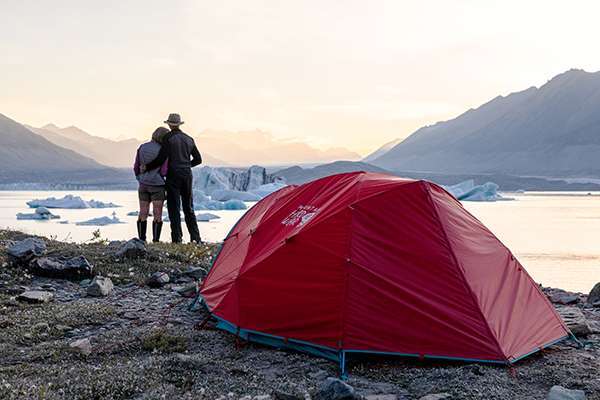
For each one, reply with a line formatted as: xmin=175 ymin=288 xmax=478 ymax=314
xmin=370 ymin=69 xmax=600 ymax=177
xmin=0 ymin=113 xmax=130 ymax=185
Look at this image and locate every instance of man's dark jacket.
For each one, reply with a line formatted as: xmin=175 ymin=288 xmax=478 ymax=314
xmin=145 ymin=127 xmax=202 ymax=171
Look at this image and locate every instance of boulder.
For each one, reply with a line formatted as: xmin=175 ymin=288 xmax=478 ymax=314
xmin=7 ymin=238 xmax=46 ymax=265
xmin=115 ymin=238 xmax=146 ymax=259
xmin=69 ymin=338 xmax=92 ymax=356
xmin=549 ymin=291 xmax=580 ymax=305
xmin=313 ymin=378 xmax=361 ymax=400
xmin=587 ymin=282 xmax=600 ymax=305
xmin=547 ymin=386 xmax=586 ymax=400
xmin=29 ymin=256 xmax=93 ymax=279
xmin=87 ymin=276 xmax=114 ymax=297
xmin=557 ymin=307 xmax=592 ymax=336
xmin=17 ymin=290 xmax=54 ymax=303
xmin=182 ymin=266 xmax=207 ymax=280
xmin=147 ymin=272 xmax=170 ymax=288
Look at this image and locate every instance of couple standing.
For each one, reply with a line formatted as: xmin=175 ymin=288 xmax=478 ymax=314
xmin=133 ymin=113 xmax=202 ymax=244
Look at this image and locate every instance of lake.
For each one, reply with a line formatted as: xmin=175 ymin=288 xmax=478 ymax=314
xmin=1 ymin=190 xmax=598 ymax=293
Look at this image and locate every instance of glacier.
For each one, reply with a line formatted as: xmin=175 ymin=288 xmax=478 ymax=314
xmin=27 ymin=195 xmax=120 ymax=209
xmin=76 ymin=212 xmax=124 ymax=226
xmin=443 ymin=180 xmax=513 ymax=202
xmin=196 ymin=213 xmax=221 ymax=222
xmin=194 ymin=166 xmax=284 ymax=195
xmin=17 ymin=207 xmax=61 ymax=220
xmin=210 ymin=189 xmax=262 ymax=202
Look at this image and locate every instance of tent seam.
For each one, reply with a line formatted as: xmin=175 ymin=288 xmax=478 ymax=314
xmin=423 ymin=181 xmax=508 ymax=361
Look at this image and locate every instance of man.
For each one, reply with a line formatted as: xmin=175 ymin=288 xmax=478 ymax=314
xmin=144 ymin=113 xmax=202 ymax=243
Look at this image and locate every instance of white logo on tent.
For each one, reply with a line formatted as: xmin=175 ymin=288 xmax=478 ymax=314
xmin=281 ymin=205 xmax=319 ymax=227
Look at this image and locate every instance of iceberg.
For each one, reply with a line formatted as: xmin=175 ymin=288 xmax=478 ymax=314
xmin=223 ymin=199 xmax=247 ymax=210
xmin=249 ymin=182 xmax=287 ymax=198
xmin=76 ymin=212 xmax=124 ymax=226
xmin=443 ymin=180 xmax=513 ymax=202
xmin=196 ymin=213 xmax=221 ymax=222
xmin=27 ymin=195 xmax=120 ymax=209
xmin=210 ymin=189 xmax=262 ymax=202
xmin=194 ymin=166 xmax=284 ymax=195
xmin=17 ymin=207 xmax=61 ymax=220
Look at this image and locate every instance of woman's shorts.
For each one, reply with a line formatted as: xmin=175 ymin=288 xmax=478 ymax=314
xmin=138 ymin=186 xmax=166 ymax=202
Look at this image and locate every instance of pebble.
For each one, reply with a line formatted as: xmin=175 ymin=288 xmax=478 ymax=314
xmin=87 ymin=276 xmax=114 ymax=297
xmin=313 ymin=378 xmax=361 ymax=400
xmin=419 ymin=395 xmax=451 ymax=400
xmin=69 ymin=338 xmax=92 ymax=356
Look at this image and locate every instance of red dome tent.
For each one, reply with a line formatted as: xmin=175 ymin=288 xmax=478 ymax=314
xmin=200 ymin=172 xmax=571 ymax=374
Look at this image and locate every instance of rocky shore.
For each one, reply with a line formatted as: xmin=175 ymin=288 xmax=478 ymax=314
xmin=0 ymin=230 xmax=598 ymax=399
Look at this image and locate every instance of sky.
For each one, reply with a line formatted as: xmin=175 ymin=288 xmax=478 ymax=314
xmin=2 ymin=0 xmax=600 ymax=156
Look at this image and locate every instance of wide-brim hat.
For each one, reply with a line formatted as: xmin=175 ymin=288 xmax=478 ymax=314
xmin=164 ymin=113 xmax=184 ymax=126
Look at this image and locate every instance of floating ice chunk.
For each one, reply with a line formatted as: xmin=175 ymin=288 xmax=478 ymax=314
xmin=443 ymin=180 xmax=513 ymax=202
xmin=127 ymin=211 xmax=139 ymax=216
xmin=17 ymin=206 xmax=61 ymax=220
xmin=193 ymin=190 xmax=210 ymax=203
xmin=57 ymin=220 xmax=69 ymax=224
xmin=196 ymin=212 xmax=221 ymax=222
xmin=194 ymin=200 xmax=224 ymax=211
xmin=249 ymin=182 xmax=287 ymax=198
xmin=76 ymin=212 xmax=124 ymax=226
xmin=27 ymin=195 xmax=120 ymax=209
xmin=210 ymin=189 xmax=261 ymax=202
xmin=223 ymin=199 xmax=247 ymax=210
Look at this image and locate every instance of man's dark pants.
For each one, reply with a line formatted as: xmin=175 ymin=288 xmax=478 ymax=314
xmin=166 ymin=168 xmax=201 ymax=243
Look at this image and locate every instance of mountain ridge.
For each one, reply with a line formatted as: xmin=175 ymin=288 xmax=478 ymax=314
xmin=371 ymin=69 xmax=600 ymax=177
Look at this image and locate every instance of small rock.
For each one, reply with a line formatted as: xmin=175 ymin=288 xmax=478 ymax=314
xmin=29 ymin=256 xmax=93 ymax=279
xmin=587 ymin=282 xmax=600 ymax=305
xmin=313 ymin=378 xmax=361 ymax=400
xmin=557 ymin=307 xmax=592 ymax=336
xmin=17 ymin=290 xmax=54 ymax=303
xmin=33 ymin=322 xmax=50 ymax=331
xmin=366 ymin=396 xmax=398 ymax=400
xmin=115 ymin=238 xmax=146 ymax=259
xmin=550 ymin=292 xmax=579 ymax=305
xmin=80 ymin=279 xmax=92 ymax=287
xmin=547 ymin=385 xmax=586 ymax=400
xmin=272 ymin=391 xmax=304 ymax=400
xmin=7 ymin=238 xmax=46 ymax=265
xmin=419 ymin=395 xmax=451 ymax=400
xmin=174 ymin=282 xmax=197 ymax=297
xmin=147 ymin=271 xmax=170 ymax=288
xmin=182 ymin=266 xmax=207 ymax=280
xmin=87 ymin=276 xmax=114 ymax=297
xmin=69 ymin=338 xmax=92 ymax=356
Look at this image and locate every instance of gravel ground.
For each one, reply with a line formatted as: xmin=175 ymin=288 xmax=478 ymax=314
xmin=0 ymin=230 xmax=598 ymax=400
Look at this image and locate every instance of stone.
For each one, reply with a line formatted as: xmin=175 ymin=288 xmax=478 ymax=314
xmin=174 ymin=282 xmax=198 ymax=297
xmin=182 ymin=266 xmax=207 ymax=280
xmin=419 ymin=395 xmax=451 ymax=400
xmin=272 ymin=391 xmax=304 ymax=400
xmin=29 ymin=256 xmax=93 ymax=279
xmin=313 ymin=378 xmax=360 ymax=400
xmin=557 ymin=307 xmax=592 ymax=336
xmin=147 ymin=271 xmax=170 ymax=288
xmin=587 ymin=282 xmax=600 ymax=305
xmin=115 ymin=238 xmax=146 ymax=259
xmin=366 ymin=396 xmax=398 ymax=400
xmin=69 ymin=338 xmax=92 ymax=356
xmin=547 ymin=385 xmax=586 ymax=400
xmin=87 ymin=276 xmax=114 ymax=297
xmin=33 ymin=322 xmax=50 ymax=331
xmin=550 ymin=292 xmax=580 ymax=305
xmin=7 ymin=238 xmax=46 ymax=265
xmin=17 ymin=290 xmax=54 ymax=303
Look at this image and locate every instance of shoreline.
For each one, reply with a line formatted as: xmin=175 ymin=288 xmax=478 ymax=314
xmin=0 ymin=230 xmax=598 ymax=399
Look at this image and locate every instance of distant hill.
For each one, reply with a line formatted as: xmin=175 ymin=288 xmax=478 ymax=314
xmin=0 ymin=114 xmax=130 ymax=183
xmin=198 ymin=129 xmax=361 ymax=166
xmin=274 ymin=161 xmax=390 ymax=184
xmin=29 ymin=124 xmax=228 ymax=168
xmin=371 ymin=69 xmax=600 ymax=177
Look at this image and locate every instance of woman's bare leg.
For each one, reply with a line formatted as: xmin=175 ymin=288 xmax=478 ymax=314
xmin=152 ymin=200 xmax=164 ymax=222
xmin=138 ymin=200 xmax=150 ymax=221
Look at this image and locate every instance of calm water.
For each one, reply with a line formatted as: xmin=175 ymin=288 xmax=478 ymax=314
xmin=1 ymin=190 xmax=598 ymax=293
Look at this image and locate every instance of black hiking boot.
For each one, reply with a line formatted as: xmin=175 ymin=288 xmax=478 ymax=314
xmin=152 ymin=221 xmax=163 ymax=243
xmin=137 ymin=220 xmax=147 ymax=242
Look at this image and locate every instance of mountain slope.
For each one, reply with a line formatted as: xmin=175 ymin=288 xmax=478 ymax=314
xmin=0 ymin=113 xmax=107 ymax=181
xmin=29 ymin=124 xmax=228 ymax=167
xmin=274 ymin=161 xmax=390 ymax=184
xmin=372 ymin=69 xmax=600 ymax=177
xmin=363 ymin=138 xmax=403 ymax=163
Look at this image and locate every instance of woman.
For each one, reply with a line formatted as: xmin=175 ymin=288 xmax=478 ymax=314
xmin=133 ymin=127 xmax=170 ymax=242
